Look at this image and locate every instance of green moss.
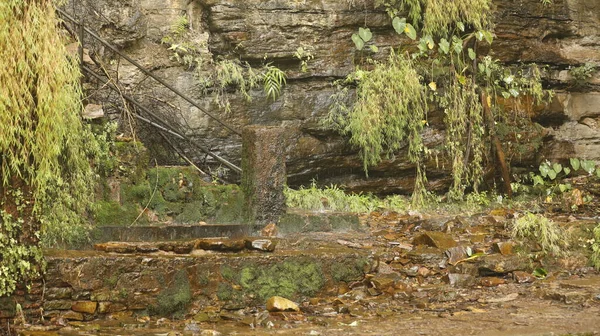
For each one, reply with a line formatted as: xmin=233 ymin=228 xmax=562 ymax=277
xmin=94 ymin=201 xmax=139 ymax=226
xmin=278 ymin=213 xmax=305 ymax=234
xmin=238 ymin=258 xmax=325 ymax=300
xmin=95 ymin=166 xmax=245 ymax=225
xmin=115 ymin=141 xmax=149 ymax=184
xmin=330 ymin=214 xmax=360 ymax=231
xmin=104 ymin=275 xmax=119 ymax=288
xmin=330 ymin=258 xmax=368 ymax=282
xmin=149 ymin=270 xmax=192 ymax=317
xmin=306 ymin=215 xmax=330 ymax=232
xmin=220 ymin=264 xmax=237 ymax=282
xmin=213 ymin=188 xmax=245 ymax=223
xmin=121 ymin=183 xmax=152 ymax=203
xmin=216 ymin=283 xmax=234 ymax=301
xmin=196 ymin=269 xmax=210 ymax=286
xmin=176 ymin=201 xmax=207 ymax=224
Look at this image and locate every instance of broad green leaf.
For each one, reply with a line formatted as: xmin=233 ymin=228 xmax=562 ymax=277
xmin=352 ymin=34 xmax=364 ymax=50
xmin=570 ymin=158 xmax=580 ymax=171
xmin=503 ymin=75 xmax=514 ymax=84
xmin=369 ymin=45 xmax=379 ymax=53
xmin=358 ymin=27 xmax=372 ymax=42
xmin=439 ymin=38 xmax=450 ymax=54
xmin=457 ymin=22 xmax=465 ymax=32
xmin=539 ymin=163 xmax=550 ymax=177
xmin=533 ymin=268 xmax=547 ymax=279
xmin=501 ymin=91 xmax=511 ymax=99
xmin=468 ymin=48 xmax=476 ymax=60
xmin=452 ymin=39 xmax=463 ymax=54
xmin=559 ymin=184 xmax=568 ymax=193
xmin=457 ymin=75 xmax=467 ymax=85
xmin=509 ymin=88 xmax=520 ymax=97
xmin=552 ymin=163 xmax=562 ymax=174
xmin=483 ymin=30 xmax=494 ymax=44
xmin=563 ymin=167 xmax=571 ymax=176
xmin=423 ymin=34 xmax=435 ymax=49
xmin=596 ymin=169 xmax=600 ymax=178
xmin=405 ymin=23 xmax=417 ymax=40
xmin=547 ymin=169 xmax=557 ymax=180
xmin=478 ymin=63 xmax=485 ymax=73
xmin=533 ymin=175 xmax=544 ymax=186
xmin=476 ymin=31 xmax=484 ymax=41
xmin=582 ymin=160 xmax=596 ymax=174
xmin=392 ymin=17 xmax=407 ymax=35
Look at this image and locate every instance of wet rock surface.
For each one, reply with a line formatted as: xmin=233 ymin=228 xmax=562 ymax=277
xmin=8 ymin=206 xmax=600 ymax=335
xmin=67 ymin=0 xmax=600 ymax=194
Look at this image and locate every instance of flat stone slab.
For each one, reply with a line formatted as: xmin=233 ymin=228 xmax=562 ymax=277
xmin=94 ymin=238 xmax=278 ymax=254
xmin=93 ymin=224 xmax=258 ymax=243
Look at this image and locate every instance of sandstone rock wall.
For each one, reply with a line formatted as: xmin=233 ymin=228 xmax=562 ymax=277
xmin=68 ymin=0 xmax=600 ymax=194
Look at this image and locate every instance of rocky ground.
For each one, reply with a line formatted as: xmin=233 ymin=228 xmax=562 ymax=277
xmin=14 ymin=197 xmax=600 ymax=336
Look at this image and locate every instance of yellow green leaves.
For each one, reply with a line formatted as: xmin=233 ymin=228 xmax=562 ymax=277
xmin=392 ymin=17 xmax=417 ymax=40
xmin=570 ymin=158 xmax=580 ymax=171
xmin=438 ymin=38 xmax=450 ymax=54
xmin=352 ymin=27 xmax=373 ymax=50
xmin=263 ymin=65 xmax=287 ymax=101
xmin=468 ymin=48 xmax=476 ymax=60
xmin=475 ymin=30 xmax=494 ymax=44
xmin=0 ymin=0 xmax=101 ymax=294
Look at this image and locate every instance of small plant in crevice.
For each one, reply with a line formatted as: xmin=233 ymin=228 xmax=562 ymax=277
xmin=569 ymin=62 xmax=597 ymax=88
xmin=590 ymin=224 xmax=600 ymax=270
xmin=294 ymin=46 xmax=314 ymax=73
xmin=512 ymin=212 xmax=567 ymax=256
xmin=160 ymin=16 xmax=287 ymax=113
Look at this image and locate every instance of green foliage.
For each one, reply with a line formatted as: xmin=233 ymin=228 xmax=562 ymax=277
xmin=328 ymin=52 xmax=427 ymax=204
xmin=170 ymin=15 xmax=189 ymax=37
xmin=294 ymin=46 xmax=314 ymax=72
xmin=198 ymin=59 xmax=286 ymax=112
xmin=352 ymin=27 xmax=375 ymax=50
xmin=150 ymin=270 xmax=192 ymax=317
xmin=95 ymin=167 xmax=244 ymax=226
xmin=160 ymin=17 xmax=287 ymax=110
xmin=512 ymin=213 xmax=566 ymax=256
xmin=0 ymin=212 xmax=44 ymax=296
xmin=569 ymin=63 xmax=597 ymax=88
xmin=263 ymin=64 xmax=287 ymax=101
xmin=515 ymin=158 xmax=598 ymax=200
xmin=0 ymin=0 xmax=107 ymax=292
xmin=328 ymin=0 xmax=553 ymax=203
xmin=375 ymin=0 xmax=493 ymax=37
xmin=590 ymin=224 xmax=600 ymax=270
xmin=284 ymin=181 xmax=410 ymax=213
xmin=238 ymin=258 xmax=325 ymax=300
xmin=330 ymin=259 xmax=368 ymax=282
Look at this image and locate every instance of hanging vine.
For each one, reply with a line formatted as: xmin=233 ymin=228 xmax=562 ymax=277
xmin=328 ymin=0 xmax=552 ymax=203
xmin=0 ymin=0 xmax=101 ymax=295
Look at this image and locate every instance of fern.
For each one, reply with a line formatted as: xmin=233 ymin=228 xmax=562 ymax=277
xmin=263 ymin=65 xmax=287 ymax=101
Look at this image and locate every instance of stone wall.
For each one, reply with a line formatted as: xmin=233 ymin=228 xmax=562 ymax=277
xmin=69 ymin=0 xmax=600 ymax=194
xmin=0 ymin=250 xmax=369 ymax=329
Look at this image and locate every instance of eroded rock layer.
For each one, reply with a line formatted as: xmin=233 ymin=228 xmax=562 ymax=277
xmin=70 ymin=0 xmax=600 ymax=194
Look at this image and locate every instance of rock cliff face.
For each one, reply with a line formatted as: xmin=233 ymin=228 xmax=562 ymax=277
xmin=68 ymin=0 xmax=599 ymax=194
